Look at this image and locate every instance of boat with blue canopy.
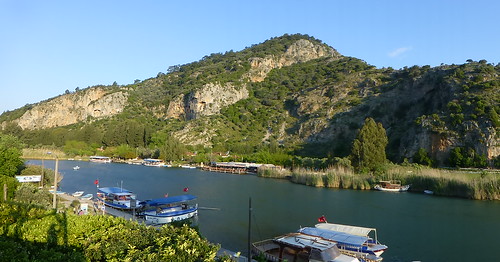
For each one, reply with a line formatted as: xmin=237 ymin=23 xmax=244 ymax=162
xmin=299 ymin=227 xmax=387 ymax=262
xmin=139 ymin=194 xmax=198 ymax=224
xmin=96 ymin=187 xmax=142 ymax=210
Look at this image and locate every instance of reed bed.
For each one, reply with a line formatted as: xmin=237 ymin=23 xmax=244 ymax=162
xmin=286 ymin=164 xmax=499 ymax=200
xmin=257 ymin=166 xmax=291 ymax=179
xmin=290 ymin=166 xmax=375 ymax=190
xmin=382 ymin=165 xmax=499 ymax=200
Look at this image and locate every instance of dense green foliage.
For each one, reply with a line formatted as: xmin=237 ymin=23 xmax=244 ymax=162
xmin=0 ymin=202 xmax=220 ymax=261
xmin=0 ymin=135 xmax=24 ymax=177
xmin=448 ymin=147 xmax=487 ymax=168
xmin=0 ymin=175 xmax=18 ymax=201
xmin=413 ymin=148 xmax=434 ymax=167
xmin=350 ymin=118 xmax=388 ymax=172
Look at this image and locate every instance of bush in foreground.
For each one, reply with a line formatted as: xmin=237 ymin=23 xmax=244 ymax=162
xmin=0 ymin=202 xmax=221 ymax=261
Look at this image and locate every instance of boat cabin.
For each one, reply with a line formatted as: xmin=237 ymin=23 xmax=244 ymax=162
xmin=300 ymin=227 xmax=387 ymax=261
xmin=252 ymin=232 xmax=359 ymax=262
xmin=379 ymin=180 xmax=401 ymax=189
xmin=96 ymin=187 xmax=140 ymax=209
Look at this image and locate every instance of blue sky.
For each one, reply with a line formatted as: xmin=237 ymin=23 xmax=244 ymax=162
xmin=1 ymin=0 xmax=499 ymax=113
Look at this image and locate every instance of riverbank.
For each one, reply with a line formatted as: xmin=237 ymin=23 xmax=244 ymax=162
xmin=24 ymin=149 xmax=499 ymax=200
xmin=258 ymin=165 xmax=500 ymax=200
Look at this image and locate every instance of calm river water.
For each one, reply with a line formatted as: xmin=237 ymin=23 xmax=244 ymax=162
xmin=27 ymin=160 xmax=500 ymax=262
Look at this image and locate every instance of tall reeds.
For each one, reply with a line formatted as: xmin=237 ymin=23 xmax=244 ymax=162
xmin=286 ymin=164 xmax=500 ymax=200
xmin=386 ymin=165 xmax=500 ymax=200
xmin=257 ymin=166 xmax=291 ymax=179
xmin=290 ymin=166 xmax=375 ymax=190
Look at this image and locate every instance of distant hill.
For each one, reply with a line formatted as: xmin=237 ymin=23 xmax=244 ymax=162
xmin=1 ymin=34 xmax=499 ymax=166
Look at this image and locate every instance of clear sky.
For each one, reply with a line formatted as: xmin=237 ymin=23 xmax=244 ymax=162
xmin=1 ymin=0 xmax=499 ymax=113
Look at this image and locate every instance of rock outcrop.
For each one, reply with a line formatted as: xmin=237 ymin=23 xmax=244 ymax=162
xmin=15 ymin=88 xmax=128 ymax=130
xmin=166 ymin=39 xmax=338 ymax=120
xmin=166 ymin=83 xmax=249 ymax=120
xmin=246 ymin=39 xmax=341 ymax=82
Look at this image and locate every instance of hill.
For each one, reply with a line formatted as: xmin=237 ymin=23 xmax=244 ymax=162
xmin=1 ymin=34 xmax=499 ymax=167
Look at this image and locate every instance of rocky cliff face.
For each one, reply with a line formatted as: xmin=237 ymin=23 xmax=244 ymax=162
xmin=166 ymin=39 xmax=336 ymax=120
xmin=246 ymin=39 xmax=341 ymax=82
xmin=166 ymin=83 xmax=249 ymax=120
xmin=15 ymin=88 xmax=128 ymax=130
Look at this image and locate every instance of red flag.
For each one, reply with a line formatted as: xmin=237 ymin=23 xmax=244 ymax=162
xmin=318 ymin=215 xmax=327 ymax=223
xmin=94 ymin=179 xmax=99 ymax=185
xmin=183 ymin=187 xmax=189 ymax=192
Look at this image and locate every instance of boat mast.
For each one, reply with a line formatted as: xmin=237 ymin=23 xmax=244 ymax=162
xmin=248 ymin=197 xmax=252 ymax=262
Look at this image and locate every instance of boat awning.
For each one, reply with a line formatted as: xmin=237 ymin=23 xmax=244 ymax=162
xmin=299 ymin=227 xmax=368 ymax=247
xmin=142 ymin=194 xmax=197 ymax=206
xmin=98 ymin=187 xmax=134 ymax=194
xmin=315 ymin=223 xmax=375 ymax=237
xmin=275 ymin=233 xmax=337 ymax=251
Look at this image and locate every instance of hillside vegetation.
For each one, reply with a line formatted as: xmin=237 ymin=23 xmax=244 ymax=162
xmin=0 ymin=34 xmax=499 ymax=168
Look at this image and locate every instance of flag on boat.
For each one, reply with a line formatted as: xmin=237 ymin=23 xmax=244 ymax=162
xmin=318 ymin=215 xmax=327 ymax=223
xmin=183 ymin=187 xmax=189 ymax=192
xmin=94 ymin=179 xmax=99 ymax=185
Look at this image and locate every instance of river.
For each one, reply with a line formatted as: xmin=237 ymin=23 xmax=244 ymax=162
xmin=27 ymin=160 xmax=500 ymax=262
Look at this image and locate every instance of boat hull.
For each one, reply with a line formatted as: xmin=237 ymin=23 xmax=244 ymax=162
xmin=144 ymin=208 xmax=198 ymax=224
xmin=374 ymin=184 xmax=409 ymax=192
xmin=72 ymin=191 xmax=84 ymax=197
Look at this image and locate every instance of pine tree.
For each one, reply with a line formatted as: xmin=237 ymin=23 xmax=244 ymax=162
xmin=350 ymin=118 xmax=388 ymax=172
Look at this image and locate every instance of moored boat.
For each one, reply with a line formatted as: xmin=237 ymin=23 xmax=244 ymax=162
xmin=252 ymin=232 xmax=359 ymax=262
xmin=89 ymin=156 xmax=111 ymax=163
xmin=80 ymin=193 xmax=93 ymax=200
xmin=314 ymin=223 xmax=387 ymax=258
xmin=143 ymin=158 xmax=167 ymax=167
xmin=72 ymin=191 xmax=84 ymax=197
xmin=300 ymin=226 xmax=387 ymax=262
xmin=139 ymin=194 xmax=198 ymax=224
xmin=373 ymin=180 xmax=409 ymax=192
xmin=96 ymin=187 xmax=142 ymax=210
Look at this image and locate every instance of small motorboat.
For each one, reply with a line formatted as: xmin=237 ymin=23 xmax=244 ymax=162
xmin=80 ymin=194 xmax=93 ymax=200
xmin=424 ymin=190 xmax=434 ymax=195
xmin=73 ymin=166 xmax=80 ymax=170
xmin=72 ymin=191 xmax=84 ymax=197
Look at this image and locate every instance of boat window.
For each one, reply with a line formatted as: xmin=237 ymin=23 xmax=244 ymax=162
xmin=309 ymin=249 xmax=323 ymax=261
xmin=320 ymin=246 xmax=341 ymax=261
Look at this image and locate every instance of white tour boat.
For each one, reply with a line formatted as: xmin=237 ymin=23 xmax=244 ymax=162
xmin=139 ymin=194 xmax=198 ymax=224
xmin=96 ymin=187 xmax=142 ymax=210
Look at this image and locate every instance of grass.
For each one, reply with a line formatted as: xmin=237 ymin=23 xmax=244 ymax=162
xmin=22 ymin=148 xmax=68 ymax=159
